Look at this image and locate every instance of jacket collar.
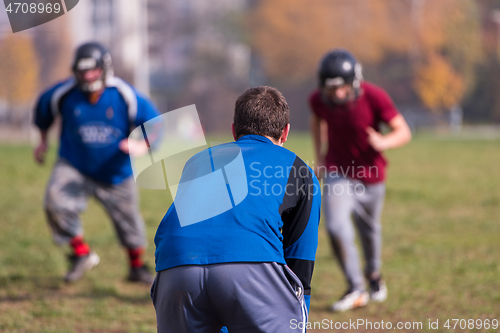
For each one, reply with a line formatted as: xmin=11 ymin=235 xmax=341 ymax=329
xmin=236 ymin=134 xmax=274 ymax=145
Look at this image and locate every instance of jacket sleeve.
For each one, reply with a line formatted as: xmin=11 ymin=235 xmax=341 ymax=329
xmin=133 ymin=91 xmax=163 ymax=150
xmin=33 ymin=80 xmax=74 ymax=130
xmin=33 ymin=86 xmax=57 ymax=130
xmin=134 ymin=91 xmax=161 ymax=127
xmin=279 ymin=156 xmax=321 ymax=311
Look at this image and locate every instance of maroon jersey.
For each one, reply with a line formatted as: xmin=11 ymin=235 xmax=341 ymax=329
xmin=309 ymin=82 xmax=399 ymax=183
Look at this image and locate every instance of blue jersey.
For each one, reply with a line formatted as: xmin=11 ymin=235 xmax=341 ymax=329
xmin=154 ymin=135 xmax=321 ymax=309
xmin=34 ymin=77 xmax=160 ymax=184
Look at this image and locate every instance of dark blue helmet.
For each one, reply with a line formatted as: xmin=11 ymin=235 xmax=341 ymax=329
xmin=318 ymin=49 xmax=362 ymax=88
xmin=72 ymin=42 xmax=112 ymax=73
xmin=72 ymin=42 xmax=113 ymax=92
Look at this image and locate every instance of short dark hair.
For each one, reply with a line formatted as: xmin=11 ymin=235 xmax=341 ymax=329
xmin=234 ymin=86 xmax=289 ymax=141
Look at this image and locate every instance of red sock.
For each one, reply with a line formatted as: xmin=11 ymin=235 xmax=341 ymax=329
xmin=128 ymin=247 xmax=145 ymax=268
xmin=70 ymin=235 xmax=90 ymax=257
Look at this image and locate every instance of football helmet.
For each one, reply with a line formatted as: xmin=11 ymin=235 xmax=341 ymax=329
xmin=72 ymin=42 xmax=113 ymax=92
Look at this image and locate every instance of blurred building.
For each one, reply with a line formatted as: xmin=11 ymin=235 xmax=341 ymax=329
xmin=0 ymin=9 xmax=9 ymax=124
xmin=0 ymin=6 xmax=9 ymax=33
xmin=64 ymin=0 xmax=252 ymax=124
xmin=1 ymin=0 xmax=255 ymax=134
xmin=65 ymin=0 xmax=150 ymax=94
xmin=146 ymin=0 xmax=251 ymax=121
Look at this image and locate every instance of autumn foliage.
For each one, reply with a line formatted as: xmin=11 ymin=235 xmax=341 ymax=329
xmin=248 ymin=0 xmax=482 ymax=111
xmin=414 ymin=55 xmax=465 ymax=109
xmin=0 ymin=35 xmax=39 ymax=104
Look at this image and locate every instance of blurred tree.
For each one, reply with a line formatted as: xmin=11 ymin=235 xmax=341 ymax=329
xmin=413 ymin=0 xmax=482 ymax=111
xmin=248 ymin=0 xmax=411 ymax=85
xmin=462 ymin=0 xmax=500 ymax=123
xmin=33 ymin=15 xmax=73 ymax=90
xmin=0 ymin=35 xmax=39 ymax=104
xmin=414 ymin=54 xmax=465 ymax=109
xmin=248 ymin=0 xmax=482 ymax=113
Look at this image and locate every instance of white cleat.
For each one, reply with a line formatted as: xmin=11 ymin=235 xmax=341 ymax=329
xmin=331 ymin=290 xmax=369 ymax=312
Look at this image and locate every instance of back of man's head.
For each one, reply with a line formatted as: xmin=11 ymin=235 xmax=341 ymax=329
xmin=234 ymin=86 xmax=289 ymax=141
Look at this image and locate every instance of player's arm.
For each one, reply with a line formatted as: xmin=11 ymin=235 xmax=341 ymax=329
xmin=366 ymin=114 xmax=412 ymax=152
xmin=33 ymin=88 xmax=57 ymax=165
xmin=34 ymin=130 xmax=49 ymax=164
xmin=310 ymin=113 xmax=328 ymax=177
xmin=280 ymin=157 xmax=321 ymax=311
xmin=120 ymin=91 xmax=162 ymax=155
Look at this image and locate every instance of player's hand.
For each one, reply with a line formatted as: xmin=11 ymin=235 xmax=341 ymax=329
xmin=366 ymin=127 xmax=387 ymax=152
xmin=34 ymin=142 xmax=48 ymax=164
xmin=119 ymin=138 xmax=149 ymax=157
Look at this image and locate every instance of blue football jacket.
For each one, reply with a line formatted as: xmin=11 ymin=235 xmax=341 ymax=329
xmin=155 ymin=134 xmax=321 ymax=309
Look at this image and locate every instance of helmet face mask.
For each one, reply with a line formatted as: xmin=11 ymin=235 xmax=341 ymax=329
xmin=72 ymin=42 xmax=113 ymax=93
xmin=322 ymin=84 xmax=354 ymax=105
xmin=318 ymin=49 xmax=363 ymax=105
xmin=74 ymin=67 xmax=105 ymax=92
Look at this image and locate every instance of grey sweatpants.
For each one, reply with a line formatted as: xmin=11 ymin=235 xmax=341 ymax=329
xmin=44 ymin=159 xmax=147 ymax=249
xmin=323 ymin=177 xmax=385 ymax=291
xmin=151 ymin=262 xmax=307 ymax=333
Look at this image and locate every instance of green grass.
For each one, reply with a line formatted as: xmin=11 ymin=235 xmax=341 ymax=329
xmin=0 ymin=133 xmax=499 ymax=332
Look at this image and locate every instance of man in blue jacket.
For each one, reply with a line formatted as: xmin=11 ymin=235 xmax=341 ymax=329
xmin=33 ymin=42 xmax=160 ymax=284
xmin=152 ymin=86 xmax=321 ymax=332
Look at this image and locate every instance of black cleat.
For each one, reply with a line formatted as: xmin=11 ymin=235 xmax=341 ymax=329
xmin=128 ymin=264 xmax=154 ymax=285
xmin=369 ymin=276 xmax=387 ymax=302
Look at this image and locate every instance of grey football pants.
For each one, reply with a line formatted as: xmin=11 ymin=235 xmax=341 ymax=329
xmin=44 ymin=159 xmax=147 ymax=249
xmin=323 ymin=177 xmax=385 ymax=291
xmin=152 ymin=262 xmax=307 ymax=333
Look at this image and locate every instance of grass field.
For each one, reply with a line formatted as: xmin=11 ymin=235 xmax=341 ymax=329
xmin=0 ymin=133 xmax=499 ymax=332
